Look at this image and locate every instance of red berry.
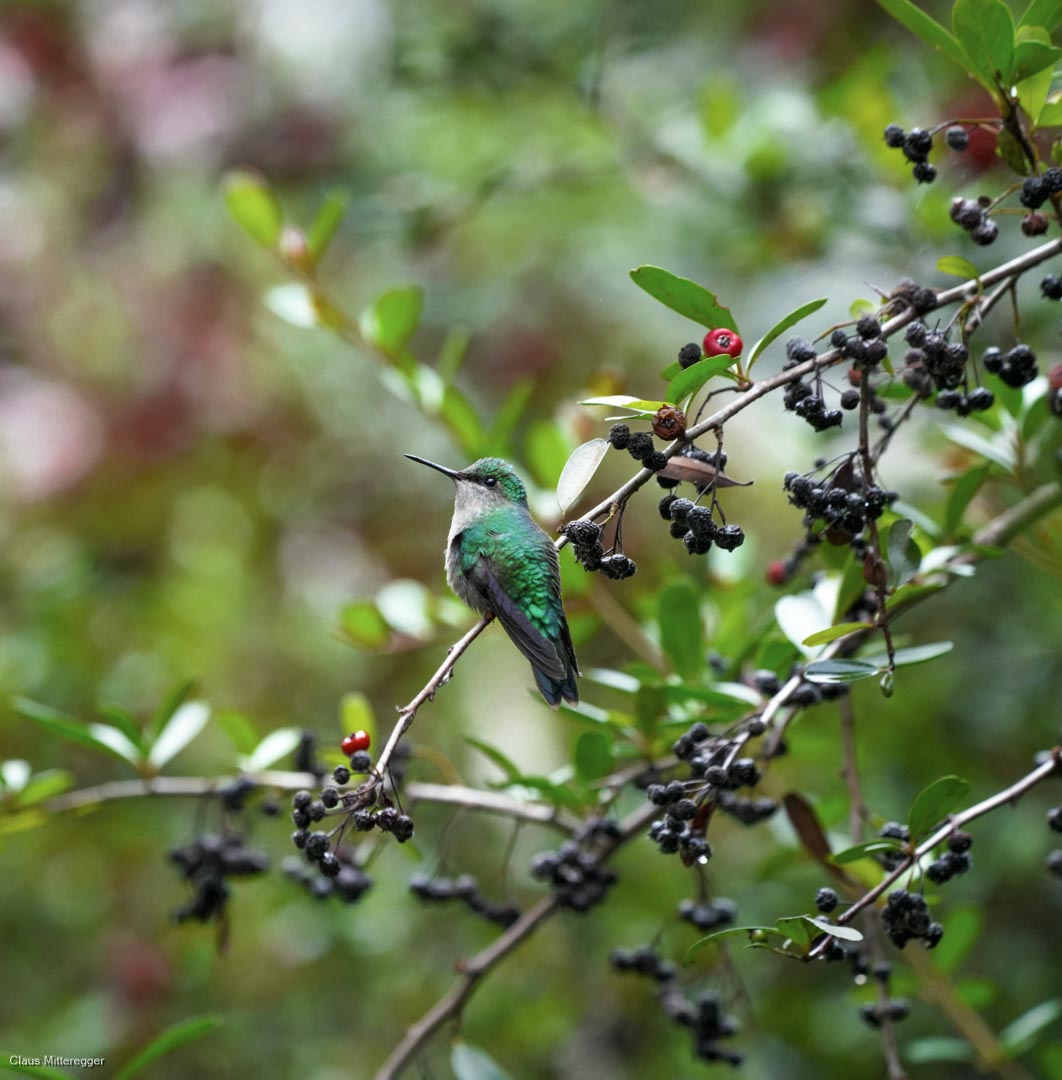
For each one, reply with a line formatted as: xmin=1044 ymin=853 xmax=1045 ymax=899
xmin=341 ymin=730 xmax=371 ymax=756
xmin=702 ymin=328 xmax=743 ymax=359
xmin=766 ymin=560 xmax=788 ymax=586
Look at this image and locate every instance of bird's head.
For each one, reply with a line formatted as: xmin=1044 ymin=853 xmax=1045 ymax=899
xmin=405 ymin=455 xmax=529 ymax=509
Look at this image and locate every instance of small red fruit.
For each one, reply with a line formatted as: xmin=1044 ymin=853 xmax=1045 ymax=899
xmin=702 ymin=328 xmax=743 ymax=359
xmin=341 ymin=730 xmax=371 ymax=755
xmin=766 ymin=560 xmax=788 ymax=586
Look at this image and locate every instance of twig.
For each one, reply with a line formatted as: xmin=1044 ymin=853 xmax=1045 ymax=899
xmin=808 ymin=751 xmax=1060 ymax=958
xmin=373 ymin=799 xmax=660 ymax=1079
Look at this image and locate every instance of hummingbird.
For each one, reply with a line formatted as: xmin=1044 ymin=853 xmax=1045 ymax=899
xmin=405 ymin=455 xmax=580 ymax=706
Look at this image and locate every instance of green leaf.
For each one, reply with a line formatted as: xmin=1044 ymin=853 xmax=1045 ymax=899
xmin=556 ymin=439 xmax=610 ymax=513
xmin=1020 ymin=0 xmax=1062 ymax=31
xmin=148 ymin=679 xmax=197 ymax=744
xmin=340 ymin=601 xmax=391 ymax=650
xmin=525 ymin=420 xmax=573 ymax=489
xmin=148 ymin=702 xmax=209 ymax=768
xmin=15 ymin=768 xmax=74 ymax=808
xmin=1011 ymin=39 xmax=1062 ymax=84
xmin=937 ymin=255 xmax=982 ymax=281
xmin=804 ymin=916 xmax=863 ymax=942
xmin=907 ymin=774 xmax=970 ymax=839
xmin=306 ymin=187 xmax=349 ymax=262
xmin=906 ymin=1038 xmax=976 ymax=1065
xmin=865 ymin=641 xmax=954 ymax=669
xmin=887 ymin=518 xmax=921 ymax=587
xmin=214 ymin=710 xmax=258 ymax=756
xmin=244 ymin=727 xmax=304 ymax=771
xmin=359 ymin=285 xmax=424 ymax=359
xmin=485 ymin=379 xmax=534 ymax=453
xmin=877 ymin=0 xmax=982 ymax=86
xmin=339 ymin=692 xmax=376 ymax=749
xmin=574 ymin=730 xmax=615 ymax=781
xmin=747 ymin=297 xmax=828 ymax=368
xmin=801 ymin=621 xmax=874 ymax=647
xmin=265 ymin=283 xmax=318 ymax=329
xmin=831 ymin=838 xmax=904 ymax=865
xmin=11 ymin=698 xmax=140 ymax=767
xmin=804 ymin=659 xmax=882 ymax=684
xmin=579 ymin=395 xmax=668 ymax=414
xmin=834 ymin=553 xmax=870 ymax=624
xmin=1000 ymin=998 xmax=1062 ymax=1056
xmin=885 ymin=581 xmax=946 ymax=612
xmin=684 ymin=925 xmax=777 ymax=962
xmin=222 ymin=170 xmax=282 ymax=249
xmin=439 ymin=385 xmax=485 ymax=455
xmin=629 ymin=266 xmax=737 ymax=330
xmin=953 ymin=0 xmax=1015 ymax=89
xmin=87 ymin=723 xmax=143 ymax=766
xmin=775 ymin=916 xmax=812 ymax=947
xmin=665 ymin=354 xmax=740 ymax=404
xmin=114 ymin=1014 xmax=222 ymax=1080
xmin=95 ymin=705 xmax=145 ymax=753
xmin=944 ymin=463 xmax=991 ymax=535
xmin=451 ymin=1042 xmax=512 ymax=1080
xmin=466 ymin=737 xmax=522 ymax=781
xmin=775 ymin=592 xmax=831 ymax=657
xmin=658 ymin=578 xmax=703 ymax=679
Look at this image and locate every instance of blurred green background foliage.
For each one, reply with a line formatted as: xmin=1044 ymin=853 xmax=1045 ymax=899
xmin=0 ymin=0 xmax=1060 ymax=1077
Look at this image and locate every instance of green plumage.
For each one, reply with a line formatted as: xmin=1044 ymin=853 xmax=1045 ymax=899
xmin=405 ymin=454 xmax=579 ymax=706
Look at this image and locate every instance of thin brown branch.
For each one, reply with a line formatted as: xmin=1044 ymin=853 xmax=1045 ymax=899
xmin=373 ymin=799 xmax=660 ymax=1079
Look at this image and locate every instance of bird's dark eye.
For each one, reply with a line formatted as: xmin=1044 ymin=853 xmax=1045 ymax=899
xmin=484 ymin=477 xmax=497 ymax=488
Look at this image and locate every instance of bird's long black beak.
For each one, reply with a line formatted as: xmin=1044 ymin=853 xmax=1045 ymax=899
xmin=404 ymin=454 xmax=462 ymax=480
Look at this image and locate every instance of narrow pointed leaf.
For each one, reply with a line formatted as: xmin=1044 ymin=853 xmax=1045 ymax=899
xmin=556 ymin=438 xmax=610 ymax=512
xmin=629 ymin=266 xmax=736 ymax=329
xmin=148 ymin=702 xmax=210 ymax=768
xmin=685 ymin=926 xmax=777 ymax=962
xmin=147 ymin=679 xmax=197 ymax=744
xmin=114 ymin=1014 xmax=222 ymax=1080
xmin=12 ymin=698 xmax=140 ymax=766
xmin=222 ymin=170 xmax=282 ymax=249
xmin=245 ymin=728 xmax=305 ymax=771
xmin=801 ymin=621 xmax=874 ymax=647
xmin=658 ymin=578 xmax=703 ymax=679
xmin=96 ymin=705 xmax=145 ymax=753
xmin=831 ymin=838 xmax=904 ymax=864
xmin=887 ymin=518 xmax=921 ymax=587
xmin=999 ymin=999 xmax=1062 ymax=1056
xmin=805 ymin=916 xmax=863 ymax=942
xmin=307 ymin=187 xmax=350 ymax=261
xmin=655 ymin=456 xmax=751 ymax=489
xmin=804 ymin=659 xmax=882 ymax=684
xmin=944 ymin=464 xmax=991 ymax=535
xmin=88 ymin=723 xmax=144 ymax=766
xmin=937 ymin=255 xmax=981 ymax=281
xmin=908 ymin=774 xmax=970 ymax=839
xmin=864 ymin=641 xmax=954 ymax=669
xmin=747 ymin=297 xmax=828 ymax=367
xmin=666 ymin=354 xmax=740 ymax=404
xmin=466 ymin=737 xmax=523 ymax=781
xmin=877 ymin=0 xmax=982 ymax=86
xmin=579 ymin=395 xmax=668 ymax=414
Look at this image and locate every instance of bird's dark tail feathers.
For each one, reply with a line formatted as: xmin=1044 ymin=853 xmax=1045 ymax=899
xmin=533 ymin=662 xmax=579 ymax=708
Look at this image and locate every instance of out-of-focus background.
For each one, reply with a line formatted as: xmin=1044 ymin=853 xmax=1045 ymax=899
xmin=1 ymin=0 xmax=1060 ymax=1077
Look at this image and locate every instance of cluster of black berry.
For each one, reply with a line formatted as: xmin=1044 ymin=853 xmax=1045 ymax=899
xmin=926 ymin=831 xmax=972 ymax=885
xmin=168 ymin=832 xmax=269 ymax=924
xmin=609 ymin=943 xmax=677 ymax=981
xmin=876 ymin=821 xmax=910 ymax=871
xmin=647 ymin=781 xmax=711 ymax=860
xmin=660 ymin=987 xmax=743 ymax=1067
xmin=783 ymin=470 xmax=896 ymax=545
xmin=883 ymin=123 xmax=969 ymax=184
xmin=530 ymin=839 xmax=618 ymax=912
xmin=1019 ymin=168 xmax=1062 ymax=210
xmin=716 ymin=790 xmax=778 ymax=826
xmin=281 ymin=851 xmax=372 ymax=903
xmin=678 ymin=896 xmax=738 ymax=931
xmin=902 ymin=322 xmax=992 ymax=413
xmin=608 ymin=423 xmax=668 ymax=472
xmin=948 ymin=196 xmax=998 ymax=246
xmin=983 ymin=343 xmax=1039 ymax=388
xmin=783 ymin=379 xmax=843 ymax=432
xmin=658 ymin=494 xmax=745 ymax=556
xmin=880 ymin=888 xmax=944 ymax=949
xmin=559 ymin=518 xmax=637 ymax=580
xmin=409 ymin=872 xmax=520 ymax=927
xmin=859 ymin=999 xmax=911 ymax=1029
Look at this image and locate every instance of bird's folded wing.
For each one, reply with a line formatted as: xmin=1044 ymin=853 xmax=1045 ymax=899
xmin=467 ymin=557 xmax=567 ymax=680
